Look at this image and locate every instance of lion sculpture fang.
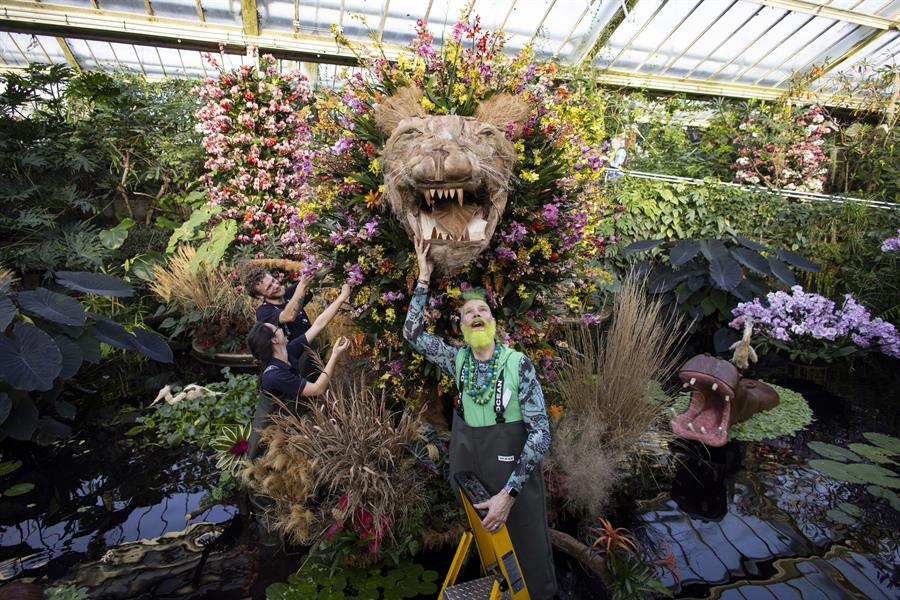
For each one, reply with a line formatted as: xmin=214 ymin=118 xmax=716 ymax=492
xmin=374 ymin=87 xmax=530 ymax=275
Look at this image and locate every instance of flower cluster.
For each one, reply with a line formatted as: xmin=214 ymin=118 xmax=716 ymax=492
xmin=192 ymin=49 xmax=315 ymax=254
xmin=732 ymin=104 xmax=835 ymax=192
xmin=293 ymin=16 xmax=615 ymax=399
xmin=730 ymin=286 xmax=900 ymax=362
xmin=881 ymin=228 xmax=900 ymax=253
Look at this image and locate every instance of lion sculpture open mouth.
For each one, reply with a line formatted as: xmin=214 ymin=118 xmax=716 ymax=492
xmin=374 ymin=87 xmax=529 ymax=274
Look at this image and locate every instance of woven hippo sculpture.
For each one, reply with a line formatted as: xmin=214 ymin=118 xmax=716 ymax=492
xmin=670 ymin=354 xmax=780 ymax=447
xmin=373 ymin=86 xmax=530 ymax=275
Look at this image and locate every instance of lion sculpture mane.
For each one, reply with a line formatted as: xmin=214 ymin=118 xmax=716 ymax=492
xmin=374 ymin=87 xmax=530 ymax=274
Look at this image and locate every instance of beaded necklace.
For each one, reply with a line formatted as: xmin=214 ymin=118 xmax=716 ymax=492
xmin=461 ymin=343 xmax=501 ymax=405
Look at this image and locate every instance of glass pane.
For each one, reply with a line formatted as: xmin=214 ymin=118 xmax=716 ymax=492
xmin=201 ymin=0 xmax=242 ymax=26
xmin=1 ymin=33 xmax=29 ymax=66
xmin=150 ymin=0 xmax=204 ymax=21
xmin=100 ymin=0 xmax=151 ymax=15
xmin=258 ymin=0 xmax=296 ymax=31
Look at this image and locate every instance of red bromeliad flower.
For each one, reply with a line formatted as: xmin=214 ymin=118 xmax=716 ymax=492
xmin=229 ymin=439 xmax=249 ymax=455
xmin=591 ymin=518 xmax=638 ymax=556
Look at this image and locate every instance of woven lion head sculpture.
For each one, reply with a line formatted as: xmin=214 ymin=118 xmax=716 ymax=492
xmin=374 ymin=87 xmax=529 ymax=275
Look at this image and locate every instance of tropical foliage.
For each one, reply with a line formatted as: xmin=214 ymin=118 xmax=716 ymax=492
xmin=0 ymin=270 xmax=171 ymax=443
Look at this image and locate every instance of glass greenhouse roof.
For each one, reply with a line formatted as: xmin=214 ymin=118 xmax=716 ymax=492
xmin=1 ymin=0 xmax=898 ymax=105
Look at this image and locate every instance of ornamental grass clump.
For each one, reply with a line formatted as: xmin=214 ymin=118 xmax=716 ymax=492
xmin=149 ymin=245 xmax=256 ymax=351
xmin=242 ymin=376 xmax=426 ymax=553
xmin=550 ymin=273 xmax=687 ymax=514
xmin=730 ymin=285 xmax=900 ymax=362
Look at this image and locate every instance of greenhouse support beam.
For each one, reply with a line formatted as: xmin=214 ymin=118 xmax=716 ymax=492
xmin=571 ymin=0 xmax=635 ymax=67
xmin=241 ymin=0 xmax=260 ymax=36
xmin=743 ymin=0 xmax=899 ymax=30
xmin=56 ymin=36 xmax=81 ymax=71
xmin=0 ymin=0 xmax=385 ymax=66
xmin=594 ymin=68 xmax=870 ymax=108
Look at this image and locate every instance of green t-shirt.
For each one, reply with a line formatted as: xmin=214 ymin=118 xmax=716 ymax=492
xmin=454 ymin=345 xmax=524 ymax=427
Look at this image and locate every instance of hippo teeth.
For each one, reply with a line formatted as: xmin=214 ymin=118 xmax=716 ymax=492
xmin=711 ymin=383 xmax=718 ymax=391
xmin=689 ymin=377 xmax=696 ymax=386
xmin=700 ymin=426 xmax=708 ymax=434
xmin=687 ymin=422 xmax=695 ymax=432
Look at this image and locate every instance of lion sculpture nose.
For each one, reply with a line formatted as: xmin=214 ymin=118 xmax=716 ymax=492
xmin=411 ymin=146 xmax=472 ymax=183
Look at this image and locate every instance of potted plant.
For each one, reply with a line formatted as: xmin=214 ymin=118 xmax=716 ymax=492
xmin=149 ymin=245 xmax=257 ymax=367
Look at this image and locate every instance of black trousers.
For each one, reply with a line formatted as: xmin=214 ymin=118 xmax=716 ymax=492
xmin=449 ymin=413 xmax=558 ymax=599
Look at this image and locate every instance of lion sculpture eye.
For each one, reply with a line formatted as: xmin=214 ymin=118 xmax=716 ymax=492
xmin=401 ymin=128 xmax=422 ymax=137
xmin=478 ymin=128 xmax=495 ymax=137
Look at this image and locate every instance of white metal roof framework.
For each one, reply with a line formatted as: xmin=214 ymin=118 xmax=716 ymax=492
xmin=0 ymin=0 xmax=898 ymax=105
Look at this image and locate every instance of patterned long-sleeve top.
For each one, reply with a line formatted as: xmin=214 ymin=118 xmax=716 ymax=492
xmin=403 ymin=283 xmax=551 ymax=494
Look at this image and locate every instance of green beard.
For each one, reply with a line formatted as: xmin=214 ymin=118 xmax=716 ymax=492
xmin=461 ymin=320 xmax=497 ymax=351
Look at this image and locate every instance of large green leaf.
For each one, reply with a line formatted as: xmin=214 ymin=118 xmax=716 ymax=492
xmin=99 ymin=217 xmax=135 ymax=250
xmin=867 ymin=485 xmax=900 ymax=511
xmin=55 ymin=271 xmax=134 ymax=297
xmin=848 ymin=443 xmax=898 ymax=464
xmin=808 ymin=441 xmax=862 ymax=462
xmin=17 ymin=288 xmax=86 ymax=326
xmin=3 ymin=482 xmax=35 ymax=497
xmin=0 ymin=323 xmax=62 ymax=391
xmin=863 ymin=432 xmax=900 ymax=454
xmin=0 ymin=459 xmax=22 ymax=476
xmin=809 ymin=459 xmax=900 ymax=488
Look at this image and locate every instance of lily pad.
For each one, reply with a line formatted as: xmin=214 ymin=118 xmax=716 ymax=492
xmin=0 ymin=459 xmax=22 ymax=476
xmin=837 ymin=502 xmax=863 ymax=517
xmin=826 ymin=508 xmax=855 ymax=526
xmin=848 ymin=443 xmax=898 ymax=465
xmin=3 ymin=482 xmax=34 ymax=497
xmin=867 ymin=486 xmax=900 ymax=512
xmin=808 ymin=441 xmax=862 ymax=463
xmin=809 ymin=459 xmax=900 ymax=488
xmin=863 ymin=432 xmax=900 ymax=454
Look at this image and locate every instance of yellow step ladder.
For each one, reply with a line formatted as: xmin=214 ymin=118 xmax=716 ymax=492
xmin=438 ymin=471 xmax=530 ymax=600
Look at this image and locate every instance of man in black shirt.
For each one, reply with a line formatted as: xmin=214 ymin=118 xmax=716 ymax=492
xmin=244 ymin=265 xmax=314 ymax=340
xmin=242 ymin=261 xmax=350 ymax=377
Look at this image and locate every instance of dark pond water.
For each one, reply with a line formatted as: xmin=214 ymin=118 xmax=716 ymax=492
xmin=1 ymin=370 xmax=899 ymax=599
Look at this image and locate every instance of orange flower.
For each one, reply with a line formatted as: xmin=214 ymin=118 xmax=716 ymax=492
xmin=591 ymin=518 xmax=638 ymax=556
xmin=364 ymin=190 xmax=381 ymax=208
xmin=547 ymin=404 xmax=562 ymax=423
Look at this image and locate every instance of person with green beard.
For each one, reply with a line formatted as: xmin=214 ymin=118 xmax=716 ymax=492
xmin=403 ymin=238 xmax=557 ymax=599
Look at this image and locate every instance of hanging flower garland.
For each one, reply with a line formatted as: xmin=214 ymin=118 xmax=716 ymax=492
xmin=193 ymin=49 xmax=316 ymax=255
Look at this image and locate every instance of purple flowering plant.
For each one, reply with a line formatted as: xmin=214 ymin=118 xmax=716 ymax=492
xmin=730 ymin=286 xmax=900 ymax=363
xmin=881 ymin=229 xmax=900 ymax=253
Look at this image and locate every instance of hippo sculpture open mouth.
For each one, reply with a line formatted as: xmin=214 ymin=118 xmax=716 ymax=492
xmin=670 ymin=354 xmax=780 ymax=447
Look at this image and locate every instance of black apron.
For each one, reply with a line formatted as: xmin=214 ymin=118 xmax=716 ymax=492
xmin=449 ymin=412 xmax=558 ymax=599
